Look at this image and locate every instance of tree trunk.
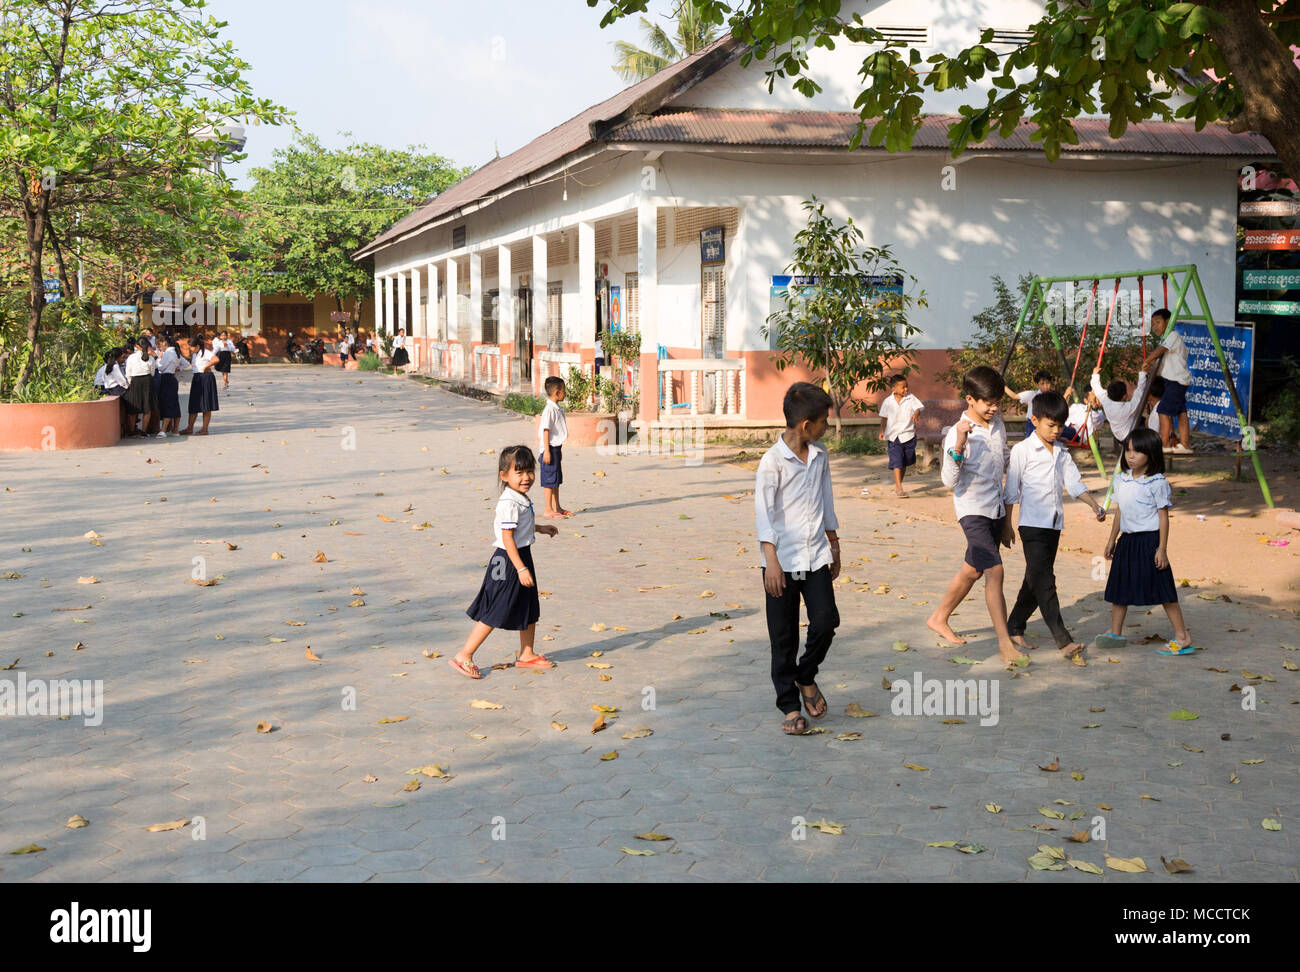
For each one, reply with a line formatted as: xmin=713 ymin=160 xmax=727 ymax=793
xmin=16 ymin=192 xmax=48 ymax=393
xmin=48 ymin=221 xmax=76 ymax=303
xmin=1209 ymin=0 xmax=1300 ymax=179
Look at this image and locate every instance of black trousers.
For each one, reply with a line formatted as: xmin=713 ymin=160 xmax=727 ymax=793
xmin=1007 ymin=526 xmax=1072 ymax=647
xmin=764 ymin=565 xmax=840 ymax=714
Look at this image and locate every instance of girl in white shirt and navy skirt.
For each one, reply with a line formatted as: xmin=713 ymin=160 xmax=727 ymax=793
xmin=122 ymin=342 xmax=157 ymax=435
xmin=391 ymin=329 xmax=409 ymax=371
xmin=154 ymin=334 xmax=190 ymax=437
xmin=215 ymin=331 xmax=233 ymax=388
xmin=1100 ymin=427 xmax=1196 ymax=655
xmin=449 ymin=445 xmax=559 ymax=680
xmin=183 ymin=334 xmax=220 ymax=435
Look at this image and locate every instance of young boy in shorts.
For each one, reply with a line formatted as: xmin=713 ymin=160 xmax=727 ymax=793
xmin=926 ymin=366 xmax=1027 ymax=666
xmin=755 ymin=382 xmax=841 ymax=734
xmin=1146 ymin=308 xmax=1193 ymax=454
xmin=538 ymin=376 xmax=571 ymax=517
xmin=877 ymin=374 xmax=924 ymax=497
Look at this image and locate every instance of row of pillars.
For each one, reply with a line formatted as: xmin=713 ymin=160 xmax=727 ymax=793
xmin=374 ymin=201 xmax=660 ymax=420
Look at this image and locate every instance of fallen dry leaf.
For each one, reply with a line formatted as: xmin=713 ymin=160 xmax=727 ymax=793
xmin=377 ymin=716 xmax=408 ymax=724
xmin=551 ymin=721 xmax=567 ymax=732
xmin=808 ymin=819 xmax=845 ymax=835
xmin=621 ymin=846 xmax=654 ymax=856
xmin=312 ymin=551 xmax=328 ymax=563
xmin=590 ymin=714 xmax=607 ymax=734
xmin=304 ymin=646 xmax=322 ymax=661
xmin=586 ymin=662 xmax=612 ymax=670
xmin=255 ymin=721 xmax=273 ymax=733
xmin=9 ymin=844 xmax=45 ymax=854
xmin=77 ymin=576 xmax=99 ymax=585
xmin=635 ymin=832 xmax=673 ymax=842
xmin=1039 ymin=757 xmax=1061 ymax=772
xmin=621 ymin=727 xmax=653 ymax=740
xmin=1162 ymin=856 xmax=1193 ymax=873
xmin=362 ymin=774 xmax=378 ymax=783
xmin=903 ymin=762 xmax=929 ymax=772
xmin=590 ymin=622 xmax=608 ymax=632
xmin=402 ymin=779 xmax=420 ymax=792
xmin=190 ymin=578 xmax=219 ymax=587
xmin=66 ymin=814 xmax=89 ymax=829
xmin=145 ymin=819 xmax=190 ymax=833
xmin=1105 ymin=854 xmax=1149 ymax=873
xmin=469 ymin=700 xmax=503 ymax=710
xmin=845 ymin=702 xmax=877 ymax=718
xmin=600 ymin=750 xmax=619 ymax=761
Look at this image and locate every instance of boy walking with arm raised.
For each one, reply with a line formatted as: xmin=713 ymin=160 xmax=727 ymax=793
xmin=926 ymin=366 xmax=1026 ymax=666
xmin=756 ymin=382 xmax=842 ymax=734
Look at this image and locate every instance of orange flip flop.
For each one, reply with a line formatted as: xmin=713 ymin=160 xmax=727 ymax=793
xmin=448 ymin=657 xmax=482 ymax=679
xmin=514 ymin=654 xmax=554 ymax=669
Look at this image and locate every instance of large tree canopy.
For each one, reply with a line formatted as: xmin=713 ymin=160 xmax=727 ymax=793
xmin=239 ymin=131 xmax=470 ymax=316
xmin=589 ymin=1 xmax=1300 ymax=177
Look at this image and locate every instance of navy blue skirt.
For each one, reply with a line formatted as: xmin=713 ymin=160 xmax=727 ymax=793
xmin=1105 ymin=531 xmax=1178 ymax=606
xmin=158 ymin=373 xmax=181 ymax=419
xmin=188 ymin=372 xmax=219 ymax=414
xmin=466 ymin=545 xmax=540 ymax=630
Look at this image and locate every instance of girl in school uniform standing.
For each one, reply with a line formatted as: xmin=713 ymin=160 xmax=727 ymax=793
xmin=449 ymin=445 xmax=560 ymax=679
xmin=1100 ymin=427 xmax=1196 ymax=655
xmin=215 ymin=330 xmax=234 ymax=389
xmin=98 ymin=348 xmax=130 ymax=437
xmin=154 ymin=334 xmax=190 ymax=437
xmin=122 ymin=341 xmax=157 ymax=436
xmin=182 ymin=334 xmax=220 ymax=436
xmin=391 ymin=328 xmax=409 ymax=372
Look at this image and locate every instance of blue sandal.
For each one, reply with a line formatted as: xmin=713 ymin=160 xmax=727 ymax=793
xmin=1157 ymin=641 xmax=1197 ymax=656
xmin=1095 ymin=633 xmax=1126 ymax=648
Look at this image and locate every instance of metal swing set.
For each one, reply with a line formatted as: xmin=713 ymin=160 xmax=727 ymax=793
xmin=999 ymin=264 xmax=1274 ymax=509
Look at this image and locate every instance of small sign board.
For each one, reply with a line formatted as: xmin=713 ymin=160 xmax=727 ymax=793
xmin=1174 ymin=321 xmax=1254 ymax=438
xmin=700 ymin=226 xmax=724 ymax=264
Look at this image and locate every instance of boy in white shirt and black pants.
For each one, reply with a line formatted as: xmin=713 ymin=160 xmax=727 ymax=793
xmin=877 ymin=373 xmax=924 ymax=497
xmin=755 ymin=382 xmax=841 ymax=734
xmin=1003 ymin=390 xmax=1106 ymax=659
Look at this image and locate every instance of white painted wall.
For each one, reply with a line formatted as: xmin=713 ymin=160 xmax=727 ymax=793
xmin=678 ymin=0 xmax=1053 ymax=116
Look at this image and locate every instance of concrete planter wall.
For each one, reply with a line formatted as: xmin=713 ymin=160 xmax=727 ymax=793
xmin=0 ymin=397 xmax=120 ymax=451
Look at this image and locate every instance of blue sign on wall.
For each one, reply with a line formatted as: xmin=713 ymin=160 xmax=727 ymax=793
xmin=700 ymin=226 xmax=724 ymax=264
xmin=1175 ymin=321 xmax=1253 ymax=439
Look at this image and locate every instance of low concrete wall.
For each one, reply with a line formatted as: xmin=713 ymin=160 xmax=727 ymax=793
xmin=0 ymin=397 xmax=121 ymax=451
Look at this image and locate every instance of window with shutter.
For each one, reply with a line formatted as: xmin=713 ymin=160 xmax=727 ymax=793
xmin=547 ymin=282 xmax=563 ymax=350
xmin=868 ymin=25 xmax=930 ymax=46
xmin=547 ymin=231 xmax=569 ymax=266
xmin=482 ymin=289 xmax=499 ymax=345
xmin=701 ymin=265 xmax=725 ymax=358
xmin=617 ymin=219 xmax=638 ymax=255
xmin=983 ymin=27 xmax=1033 ymax=47
xmin=656 ymin=210 xmax=667 ymax=250
xmin=451 ymin=225 xmax=467 ymax=249
xmin=673 ymin=207 xmax=739 ymax=246
xmin=624 ymin=273 xmax=639 ymax=334
xmin=595 ymin=222 xmax=612 ymax=258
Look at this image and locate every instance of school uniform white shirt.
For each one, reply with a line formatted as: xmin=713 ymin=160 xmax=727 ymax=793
xmin=1004 ymin=434 xmax=1088 ymax=530
xmin=1111 ymin=471 xmax=1173 ymax=534
xmin=103 ymin=363 xmax=128 ymax=390
xmin=878 ymin=392 xmax=923 ymax=443
xmin=538 ymin=399 xmax=568 ymax=449
xmin=1090 ymin=372 xmax=1147 ymax=442
xmin=1147 ymin=407 xmax=1161 ymax=433
xmin=94 ymin=364 xmax=107 ymax=388
xmin=192 ymin=349 xmax=217 ymax=372
xmin=1157 ymin=328 xmax=1192 ymax=385
xmin=754 ymin=436 xmax=839 ymax=573
xmin=155 ymin=348 xmax=189 ymax=375
xmin=1065 ymin=402 xmax=1105 ymax=439
xmin=1017 ymin=389 xmax=1040 ymax=412
xmin=493 ymin=487 xmax=535 ymax=548
xmin=393 ymin=334 xmax=406 ymax=349
xmin=941 ymin=414 xmax=1009 ymax=519
xmin=124 ymin=353 xmax=155 ymax=378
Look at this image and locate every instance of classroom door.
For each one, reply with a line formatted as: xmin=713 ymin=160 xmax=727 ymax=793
xmin=701 ymin=264 xmax=725 ymax=358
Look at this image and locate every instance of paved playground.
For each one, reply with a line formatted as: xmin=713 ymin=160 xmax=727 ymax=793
xmin=0 ymin=366 xmax=1295 ymax=882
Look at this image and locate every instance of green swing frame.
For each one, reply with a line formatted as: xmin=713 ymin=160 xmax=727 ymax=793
xmin=1000 ymin=264 xmax=1273 ymax=509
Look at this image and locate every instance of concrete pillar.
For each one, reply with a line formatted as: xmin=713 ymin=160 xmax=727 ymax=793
xmin=578 ymin=221 xmax=595 ymax=350
xmin=468 ymin=250 xmax=482 ymax=345
xmin=374 ymin=276 xmax=383 ymax=337
xmin=396 ymin=270 xmax=407 ymax=335
xmin=410 ymin=266 xmax=422 ymax=371
xmin=636 ymin=202 xmax=658 ymax=423
xmin=383 ymin=275 xmax=394 ymax=339
xmin=446 ymin=258 xmax=458 ymax=340
xmin=426 ymin=262 xmax=439 ymax=341
xmin=498 ymin=244 xmax=514 ymax=384
xmin=532 ymin=235 xmax=548 ymax=392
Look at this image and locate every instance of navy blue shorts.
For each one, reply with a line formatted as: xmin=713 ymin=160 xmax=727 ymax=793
xmin=887 ymin=438 xmax=916 ymax=469
xmin=1157 ymin=379 xmax=1187 ymax=417
xmin=539 ymin=443 xmax=563 ymax=488
xmin=959 ymin=514 xmax=1006 ymax=572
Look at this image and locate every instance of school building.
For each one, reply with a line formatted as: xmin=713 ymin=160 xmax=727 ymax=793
xmin=354 ymin=0 xmax=1276 ymax=425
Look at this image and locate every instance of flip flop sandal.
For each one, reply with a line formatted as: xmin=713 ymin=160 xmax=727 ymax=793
xmin=1157 ymin=641 xmax=1197 ymax=655
xmin=448 ymin=657 xmax=482 ymax=679
xmin=514 ymin=654 xmax=554 ymax=669
xmin=782 ymin=714 xmax=809 ymax=734
xmin=798 ymin=684 xmax=828 ymax=719
xmin=1095 ymin=633 xmax=1126 ymax=648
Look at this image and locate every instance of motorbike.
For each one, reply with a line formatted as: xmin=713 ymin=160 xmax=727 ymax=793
xmin=304 ymin=338 xmax=325 ymax=364
xmin=234 ymin=338 xmax=252 ymax=364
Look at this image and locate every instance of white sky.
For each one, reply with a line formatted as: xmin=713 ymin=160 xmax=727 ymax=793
xmin=208 ymin=0 xmax=685 ymax=186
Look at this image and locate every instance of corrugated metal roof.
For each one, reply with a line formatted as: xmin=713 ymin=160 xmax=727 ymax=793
xmin=608 ymin=107 xmax=1276 ymax=156
xmin=355 ymin=36 xmax=745 ymax=259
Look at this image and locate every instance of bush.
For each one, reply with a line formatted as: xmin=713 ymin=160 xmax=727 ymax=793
xmin=357 ymin=352 xmax=382 ymax=371
xmin=503 ymin=392 xmax=545 ymax=415
xmin=2 ymin=297 xmax=118 ymax=403
xmin=1263 ymin=355 xmax=1300 ymax=448
xmin=562 ymin=365 xmax=594 ymax=411
xmin=825 ymin=433 xmax=886 ymax=456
